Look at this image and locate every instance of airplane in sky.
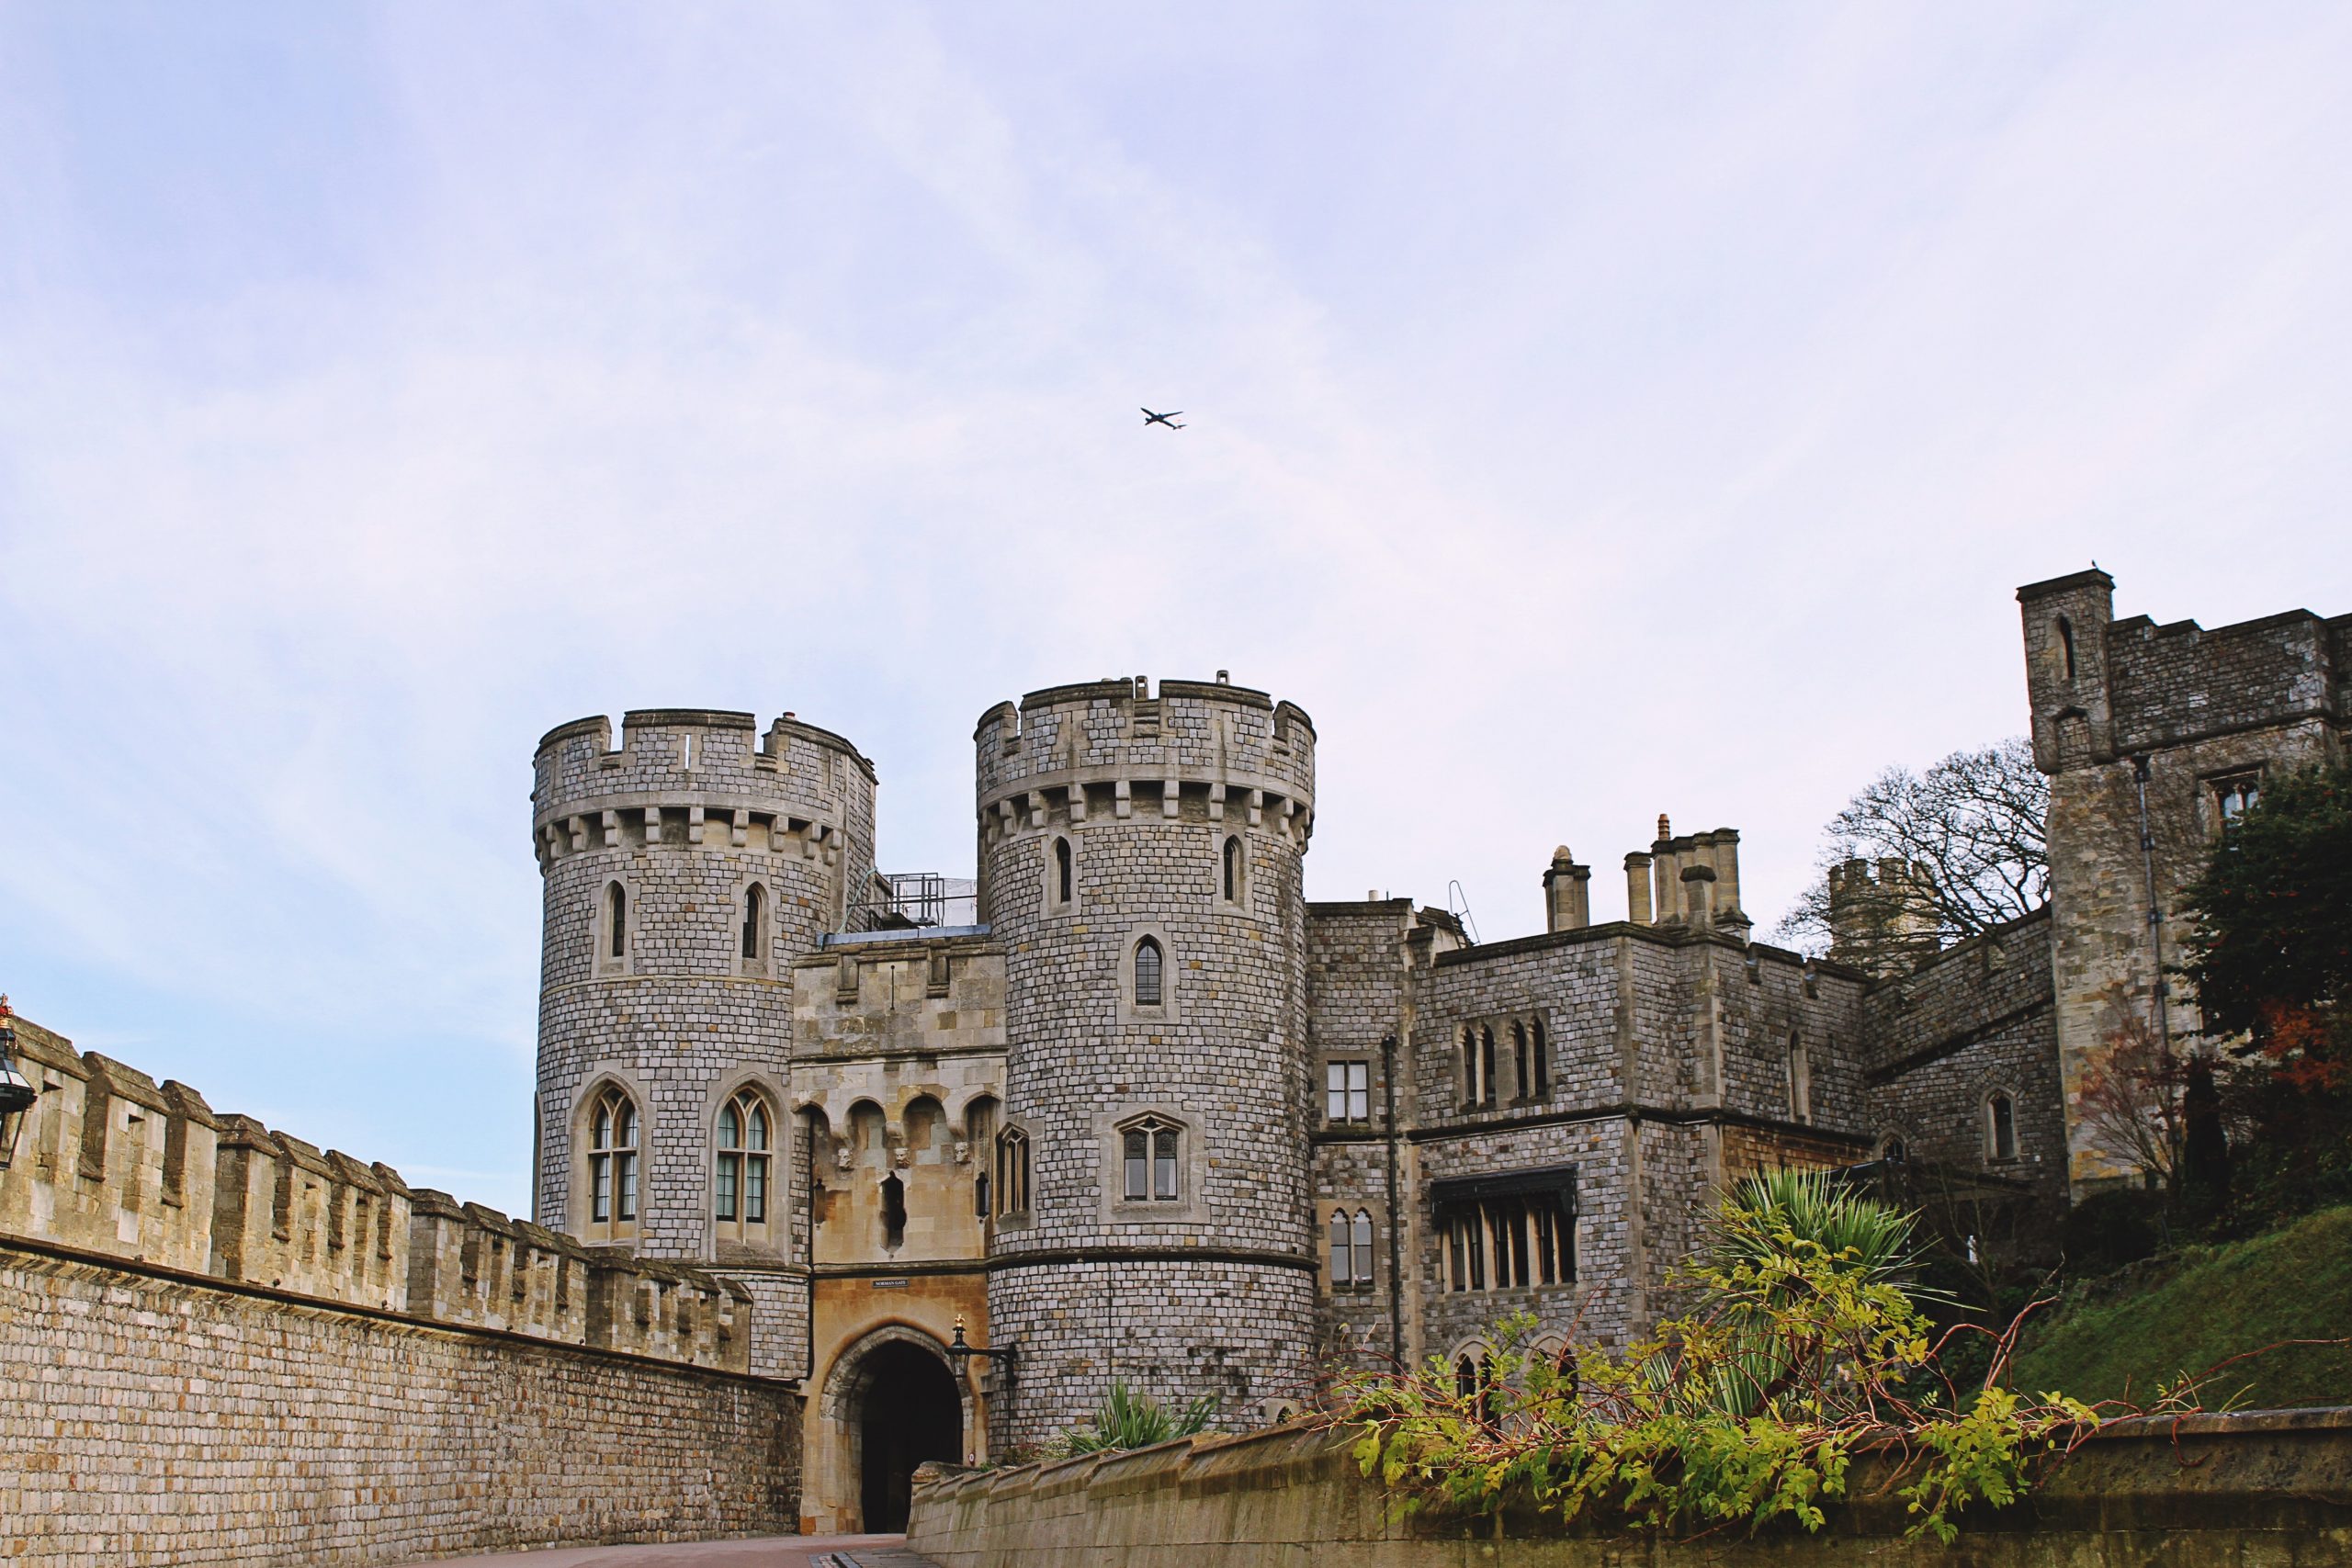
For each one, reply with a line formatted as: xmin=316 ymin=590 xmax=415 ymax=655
xmin=1141 ymin=408 xmax=1185 ymax=429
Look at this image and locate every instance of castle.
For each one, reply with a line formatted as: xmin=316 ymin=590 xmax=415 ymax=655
xmin=4 ymin=567 xmax=2344 ymax=1559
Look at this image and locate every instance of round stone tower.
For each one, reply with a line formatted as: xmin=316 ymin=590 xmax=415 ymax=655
xmin=531 ymin=706 xmax=876 ymax=1376
xmin=975 ymin=675 xmax=1317 ymax=1446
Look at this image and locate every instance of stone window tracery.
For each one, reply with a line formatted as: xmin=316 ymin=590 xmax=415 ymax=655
xmin=586 ymin=1087 xmax=638 ymax=1238
xmin=1120 ymin=1115 xmax=1181 ymax=1201
xmin=995 ymin=1128 xmax=1031 ymax=1215
xmin=714 ymin=1089 xmax=772 ymax=1239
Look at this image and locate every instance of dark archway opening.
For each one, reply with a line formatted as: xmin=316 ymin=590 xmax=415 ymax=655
xmin=857 ymin=1339 xmax=962 ymax=1532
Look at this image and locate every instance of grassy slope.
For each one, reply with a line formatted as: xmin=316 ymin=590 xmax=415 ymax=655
xmin=2010 ymin=1205 xmax=2352 ymax=1409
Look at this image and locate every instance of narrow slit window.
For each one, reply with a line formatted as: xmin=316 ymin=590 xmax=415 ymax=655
xmin=1461 ymin=1026 xmax=1479 ymax=1108
xmin=1133 ymin=936 xmax=1164 ymax=1008
xmin=2056 ymin=615 xmax=2076 ymax=681
xmin=1222 ymin=836 xmax=1242 ymax=902
xmin=881 ymin=1172 xmax=906 ymax=1249
xmin=1531 ymin=1020 xmax=1549 ymax=1097
xmin=1788 ymin=1032 xmax=1812 ymax=1123
xmin=1512 ymin=1022 xmax=1530 ymax=1099
xmin=606 ymin=884 xmax=627 ymax=960
xmin=1988 ymin=1092 xmax=2018 ymax=1161
xmin=1054 ymin=837 xmax=1074 ymax=906
xmin=1329 ymin=1209 xmax=1352 ymax=1286
xmin=1480 ymin=1028 xmax=1498 ymax=1109
xmin=741 ymin=885 xmax=765 ymax=960
xmin=1351 ymin=1209 xmax=1374 ymax=1288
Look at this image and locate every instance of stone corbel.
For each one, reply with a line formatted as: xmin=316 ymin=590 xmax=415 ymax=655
xmin=1247 ymin=789 xmax=1264 ymax=827
xmin=953 ymin=1139 xmax=971 ymax=1166
xmin=567 ymin=816 xmax=588 ymax=852
xmin=642 ymin=805 xmax=663 ymax=845
xmin=602 ymin=809 xmax=620 ymax=848
xmin=687 ymin=804 xmax=707 ymax=845
xmin=1114 ymin=780 xmax=1133 ymax=819
xmin=1162 ymin=778 xmax=1181 ymax=818
xmin=1207 ymin=782 xmax=1226 ymax=821
xmin=730 ymin=808 xmax=750 ymax=848
xmin=1027 ymin=793 xmax=1046 ymax=830
xmin=542 ymin=823 xmax=563 ymax=860
xmin=1068 ymin=784 xmax=1087 ymax=823
xmin=997 ymin=798 xmax=1018 ymax=839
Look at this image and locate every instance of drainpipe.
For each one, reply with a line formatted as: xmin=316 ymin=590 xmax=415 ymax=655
xmin=2132 ymin=755 xmax=2179 ymax=1179
xmin=1382 ymin=1031 xmax=1404 ymax=1366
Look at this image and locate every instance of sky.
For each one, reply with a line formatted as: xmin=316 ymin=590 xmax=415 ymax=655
xmin=3 ymin=4 xmax=2348 ymax=1215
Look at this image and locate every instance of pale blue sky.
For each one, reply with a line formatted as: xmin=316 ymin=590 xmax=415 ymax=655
xmin=4 ymin=5 xmax=2348 ymax=1213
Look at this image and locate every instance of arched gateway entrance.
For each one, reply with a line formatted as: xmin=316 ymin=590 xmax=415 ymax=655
xmin=826 ymin=1328 xmax=967 ymax=1533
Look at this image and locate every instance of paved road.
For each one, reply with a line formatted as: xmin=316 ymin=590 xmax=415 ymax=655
xmin=391 ymin=1537 xmax=938 ymax=1568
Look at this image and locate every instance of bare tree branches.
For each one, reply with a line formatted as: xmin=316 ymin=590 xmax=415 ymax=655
xmin=1775 ymin=737 xmax=2050 ymax=956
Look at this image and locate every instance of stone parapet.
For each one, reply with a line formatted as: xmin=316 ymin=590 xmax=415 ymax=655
xmin=0 ymin=1014 xmax=758 ymax=1373
xmin=909 ymin=1408 xmax=2352 ymax=1567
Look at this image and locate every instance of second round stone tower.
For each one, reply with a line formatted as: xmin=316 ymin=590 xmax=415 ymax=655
xmin=975 ymin=676 xmax=1317 ymax=1446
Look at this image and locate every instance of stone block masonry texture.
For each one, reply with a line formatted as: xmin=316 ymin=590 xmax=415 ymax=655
xmin=533 ymin=707 xmax=878 ymax=1377
xmin=1 ymin=1246 xmax=799 ymax=1568
xmin=975 ymin=678 xmax=1318 ymax=1450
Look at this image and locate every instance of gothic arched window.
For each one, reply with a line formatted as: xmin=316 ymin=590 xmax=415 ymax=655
xmin=714 ymin=1089 xmax=772 ymax=1236
xmin=1222 ymin=836 xmax=1243 ymax=904
xmin=996 ymin=1127 xmax=1031 ymax=1215
xmin=1133 ymin=936 xmax=1164 ymax=1009
xmin=1351 ymin=1209 xmax=1374 ymax=1288
xmin=1053 ymin=836 xmax=1074 ymax=908
xmin=586 ymin=1086 xmax=639 ymax=1234
xmin=1986 ymin=1091 xmax=2018 ymax=1162
xmin=605 ymin=882 xmax=628 ymax=961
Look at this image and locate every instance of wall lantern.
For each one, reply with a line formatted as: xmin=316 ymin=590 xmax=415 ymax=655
xmin=0 ymin=996 xmax=37 ymax=1169
xmin=944 ymin=1314 xmax=1015 ymax=1384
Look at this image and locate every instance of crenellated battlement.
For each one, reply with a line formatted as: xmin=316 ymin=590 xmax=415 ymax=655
xmin=0 ymin=1009 xmax=751 ymax=1372
xmin=973 ymin=674 xmax=1316 ymax=844
xmin=532 ymin=708 xmax=876 ymax=866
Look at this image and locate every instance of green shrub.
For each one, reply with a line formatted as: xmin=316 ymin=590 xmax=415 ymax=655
xmin=1340 ymin=1173 xmax=2096 ymax=1542
xmin=1060 ymin=1381 xmax=1217 ymax=1454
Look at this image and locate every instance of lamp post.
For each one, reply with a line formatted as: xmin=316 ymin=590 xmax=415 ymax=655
xmin=944 ymin=1314 xmax=1014 ymax=1385
xmin=0 ymin=997 xmax=37 ymax=1169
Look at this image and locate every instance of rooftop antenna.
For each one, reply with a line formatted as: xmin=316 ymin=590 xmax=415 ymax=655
xmin=1445 ymin=880 xmax=1480 ymax=945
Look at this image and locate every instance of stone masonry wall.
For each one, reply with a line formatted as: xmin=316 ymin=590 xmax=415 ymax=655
xmin=907 ymin=1410 xmax=2352 ymax=1568
xmin=2018 ymin=571 xmax=2347 ymax=1190
xmin=1861 ymin=908 xmax=2065 ymax=1216
xmin=4 ymin=1243 xmax=799 ymax=1568
xmin=533 ymin=706 xmax=878 ymax=1377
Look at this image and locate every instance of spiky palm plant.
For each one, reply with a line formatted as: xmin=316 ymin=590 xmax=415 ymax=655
xmin=1062 ymin=1380 xmax=1218 ymax=1453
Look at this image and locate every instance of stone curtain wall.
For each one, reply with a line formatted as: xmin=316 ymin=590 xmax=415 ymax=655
xmin=907 ymin=1411 xmax=2352 ymax=1568
xmin=4 ymin=1240 xmax=799 ymax=1568
xmin=1861 ymin=908 xmax=2065 ymax=1214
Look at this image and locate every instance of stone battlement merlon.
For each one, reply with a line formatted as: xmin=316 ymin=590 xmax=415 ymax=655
xmin=0 ymin=1009 xmax=752 ymax=1373
xmin=973 ymin=675 xmax=1316 ymax=832
xmin=532 ymin=706 xmax=878 ymax=871
xmin=533 ymin=708 xmax=876 ymax=811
